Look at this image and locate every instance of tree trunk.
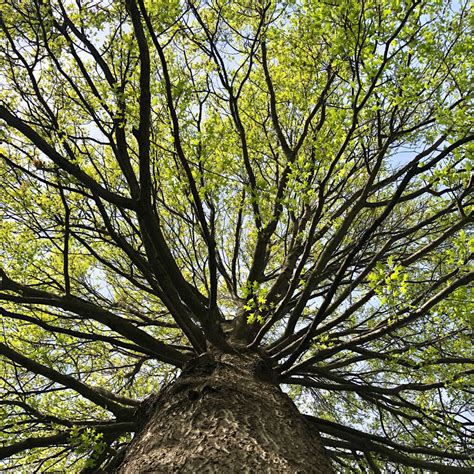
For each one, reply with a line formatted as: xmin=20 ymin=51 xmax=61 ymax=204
xmin=115 ymin=350 xmax=333 ymax=473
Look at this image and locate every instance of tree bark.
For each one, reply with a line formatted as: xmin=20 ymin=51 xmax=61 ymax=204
xmin=115 ymin=350 xmax=333 ymax=473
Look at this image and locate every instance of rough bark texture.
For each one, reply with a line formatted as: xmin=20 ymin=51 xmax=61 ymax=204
xmin=115 ymin=350 xmax=333 ymax=473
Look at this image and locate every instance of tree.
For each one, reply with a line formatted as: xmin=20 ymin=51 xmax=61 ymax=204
xmin=0 ymin=0 xmax=472 ymax=471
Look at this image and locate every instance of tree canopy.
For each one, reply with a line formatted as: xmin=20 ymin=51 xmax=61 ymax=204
xmin=0 ymin=0 xmax=472 ymax=471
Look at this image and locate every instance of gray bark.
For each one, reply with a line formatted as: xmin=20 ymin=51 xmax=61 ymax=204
xmin=115 ymin=350 xmax=333 ymax=473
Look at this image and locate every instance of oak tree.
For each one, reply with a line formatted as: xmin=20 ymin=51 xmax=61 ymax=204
xmin=0 ymin=0 xmax=472 ymax=471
